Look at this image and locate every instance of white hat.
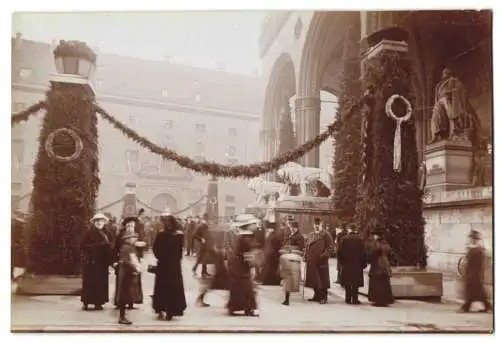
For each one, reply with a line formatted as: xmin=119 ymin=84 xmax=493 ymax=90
xmin=89 ymin=212 xmax=109 ymax=224
xmin=160 ymin=208 xmax=172 ymax=217
xmin=237 ymin=229 xmax=254 ymax=236
xmin=232 ymin=214 xmax=260 ymax=228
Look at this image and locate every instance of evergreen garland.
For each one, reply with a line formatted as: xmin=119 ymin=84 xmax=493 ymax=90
xmin=27 ymin=83 xmax=100 ymax=275
xmin=359 ymin=49 xmax=427 ymax=267
xmin=332 ymin=25 xmax=362 ymax=226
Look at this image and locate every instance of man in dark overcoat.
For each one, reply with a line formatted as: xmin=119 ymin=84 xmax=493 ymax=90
xmin=135 ymin=208 xmax=147 ymax=259
xmin=192 ymin=213 xmax=214 ymax=277
xmin=335 ymin=226 xmax=349 ymax=284
xmin=460 ymin=230 xmax=492 ymax=313
xmin=337 ymin=227 xmax=367 ymax=304
xmin=304 ymin=217 xmax=334 ymax=304
xmin=185 ymin=216 xmax=196 ymax=256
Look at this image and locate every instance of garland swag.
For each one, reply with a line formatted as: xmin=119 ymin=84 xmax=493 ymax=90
xmin=357 ymin=50 xmax=427 ymax=267
xmin=11 ymin=101 xmax=46 ymax=125
xmin=95 ymin=101 xmax=362 ymax=179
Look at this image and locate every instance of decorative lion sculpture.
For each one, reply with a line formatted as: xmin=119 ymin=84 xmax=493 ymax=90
xmin=277 ymin=162 xmax=331 ymax=197
xmin=247 ymin=177 xmax=288 ymax=205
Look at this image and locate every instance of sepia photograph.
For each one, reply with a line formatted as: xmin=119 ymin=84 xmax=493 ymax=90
xmin=9 ymin=3 xmax=494 ymax=334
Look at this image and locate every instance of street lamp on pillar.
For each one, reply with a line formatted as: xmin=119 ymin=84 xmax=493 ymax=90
xmin=51 ymin=40 xmax=97 ymax=94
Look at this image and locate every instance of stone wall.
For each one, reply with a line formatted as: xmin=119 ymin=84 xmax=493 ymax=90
xmin=423 ymin=187 xmax=492 ymax=283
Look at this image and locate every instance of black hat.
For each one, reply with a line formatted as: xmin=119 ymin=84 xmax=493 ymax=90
xmin=286 ymin=215 xmax=294 ymax=221
xmin=468 ymin=229 xmax=481 ymax=240
xmin=122 ymin=216 xmax=138 ymax=226
xmin=372 ymin=228 xmax=385 ymax=237
xmin=291 ymin=221 xmax=299 ymax=228
xmin=313 ymin=217 xmax=321 ymax=225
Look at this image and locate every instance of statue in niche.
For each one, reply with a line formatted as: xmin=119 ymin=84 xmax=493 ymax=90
xmin=430 ymin=68 xmax=480 ymax=143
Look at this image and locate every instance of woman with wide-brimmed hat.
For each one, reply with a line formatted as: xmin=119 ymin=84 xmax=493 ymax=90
xmin=367 ymin=229 xmax=394 ymax=307
xmin=115 ymin=229 xmax=142 ymax=325
xmin=81 ymin=212 xmax=113 ymax=311
xmin=151 ymin=209 xmax=187 ymax=320
xmin=113 ymin=216 xmax=145 ymax=309
xmin=226 ymin=226 xmax=259 ymax=317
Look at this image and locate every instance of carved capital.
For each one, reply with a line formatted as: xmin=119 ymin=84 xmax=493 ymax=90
xmin=294 ymin=97 xmax=321 ymax=113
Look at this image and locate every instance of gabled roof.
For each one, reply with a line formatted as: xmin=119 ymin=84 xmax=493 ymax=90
xmin=12 ymin=38 xmax=264 ymax=115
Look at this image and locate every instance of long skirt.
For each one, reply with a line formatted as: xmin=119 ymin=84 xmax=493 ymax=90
xmin=114 ymin=269 xmax=143 ymax=306
xmin=227 ymin=277 xmax=257 ymax=312
xmin=261 ymin=253 xmax=281 ymax=286
xmin=211 ymin=259 xmax=229 ymax=290
xmin=368 ymin=274 xmax=394 ymax=306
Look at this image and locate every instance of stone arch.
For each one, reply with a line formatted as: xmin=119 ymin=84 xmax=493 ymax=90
xmin=262 ymin=53 xmax=297 ymax=178
xmin=298 ymin=12 xmax=360 ymax=98
xmin=150 ymin=193 xmax=178 ymax=214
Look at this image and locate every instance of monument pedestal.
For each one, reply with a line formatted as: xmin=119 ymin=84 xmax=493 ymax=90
xmin=15 ymin=274 xmax=82 ymax=296
xmin=424 ymin=137 xmax=473 ymax=192
xmin=359 ymin=267 xmax=443 ymax=302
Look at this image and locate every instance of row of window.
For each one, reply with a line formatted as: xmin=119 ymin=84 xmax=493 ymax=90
xmin=127 ymin=116 xmax=238 ymax=138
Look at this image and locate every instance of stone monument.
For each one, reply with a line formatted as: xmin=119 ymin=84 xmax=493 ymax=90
xmin=424 ymin=68 xmax=480 ymax=192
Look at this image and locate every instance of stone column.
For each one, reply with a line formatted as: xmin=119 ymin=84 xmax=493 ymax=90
xmin=295 ymin=96 xmax=321 ymax=167
xmin=122 ymin=182 xmax=138 ymax=217
xmin=205 ymin=176 xmax=219 ymax=226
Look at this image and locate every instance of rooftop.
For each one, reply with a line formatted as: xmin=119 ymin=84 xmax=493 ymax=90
xmin=12 ymin=38 xmax=264 ymax=115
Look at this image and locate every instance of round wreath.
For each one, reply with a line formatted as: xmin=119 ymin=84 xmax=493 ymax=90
xmin=385 ymin=94 xmax=413 ymax=122
xmin=45 ymin=128 xmax=83 ymax=162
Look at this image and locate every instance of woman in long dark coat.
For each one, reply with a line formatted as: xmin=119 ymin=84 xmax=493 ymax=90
xmin=210 ymin=247 xmax=229 ymax=290
xmin=367 ymin=231 xmax=394 ymax=307
xmin=81 ymin=213 xmax=113 ymax=311
xmin=227 ymin=230 xmax=258 ymax=316
xmin=152 ymin=214 xmax=187 ymax=321
xmin=260 ymin=223 xmax=283 ymax=286
xmin=113 ymin=217 xmax=144 ymax=309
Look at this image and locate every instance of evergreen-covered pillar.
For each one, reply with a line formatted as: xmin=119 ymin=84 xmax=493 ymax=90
xmin=358 ymin=27 xmax=426 ymax=267
xmin=19 ymin=41 xmax=99 ymax=294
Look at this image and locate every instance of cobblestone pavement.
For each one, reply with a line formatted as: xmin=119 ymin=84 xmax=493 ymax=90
xmin=11 ymin=253 xmax=493 ymax=333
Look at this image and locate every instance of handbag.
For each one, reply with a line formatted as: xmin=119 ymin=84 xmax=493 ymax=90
xmin=147 ymin=264 xmax=158 ymax=274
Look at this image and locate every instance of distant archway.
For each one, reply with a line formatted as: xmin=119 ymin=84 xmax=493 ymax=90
xmin=150 ymin=193 xmax=178 ymax=214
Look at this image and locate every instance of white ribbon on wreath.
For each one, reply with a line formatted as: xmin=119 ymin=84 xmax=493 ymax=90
xmin=385 ymin=94 xmax=413 ymax=173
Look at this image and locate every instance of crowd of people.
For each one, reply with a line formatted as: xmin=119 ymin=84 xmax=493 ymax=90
xmin=79 ymin=209 xmax=492 ymax=325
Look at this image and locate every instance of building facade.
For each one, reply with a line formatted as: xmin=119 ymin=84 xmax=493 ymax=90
xmin=259 ymin=11 xmax=492 ymax=276
xmin=12 ymin=37 xmax=263 ymax=218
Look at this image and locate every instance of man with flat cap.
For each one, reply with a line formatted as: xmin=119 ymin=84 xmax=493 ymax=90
xmin=304 ymin=217 xmax=334 ymax=304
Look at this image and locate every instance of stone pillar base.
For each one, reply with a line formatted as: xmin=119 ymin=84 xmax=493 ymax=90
xmin=424 ymin=137 xmax=473 ymax=192
xmin=15 ymin=274 xmax=82 ymax=296
xmin=360 ymin=267 xmax=443 ymax=302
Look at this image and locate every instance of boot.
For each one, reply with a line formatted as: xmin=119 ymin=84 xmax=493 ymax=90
xmin=196 ymin=293 xmax=210 ymax=307
xmin=282 ymin=292 xmax=290 ymax=306
xmin=119 ymin=317 xmax=132 ymax=325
